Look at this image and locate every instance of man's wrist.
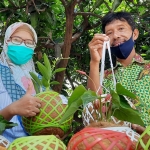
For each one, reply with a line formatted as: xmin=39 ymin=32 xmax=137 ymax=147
xmin=90 ymin=60 xmax=100 ymax=67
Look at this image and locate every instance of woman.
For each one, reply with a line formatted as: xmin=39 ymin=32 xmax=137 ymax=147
xmin=0 ymin=22 xmax=42 ymax=142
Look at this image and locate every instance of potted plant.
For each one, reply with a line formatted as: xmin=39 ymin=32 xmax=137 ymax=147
xmin=22 ymin=53 xmax=72 ymax=139
xmin=0 ymin=115 xmax=17 ymax=149
xmin=136 ymin=125 xmax=150 ymax=150
xmin=8 ymin=135 xmax=67 ymax=150
xmin=59 ymin=71 xmax=144 ymax=149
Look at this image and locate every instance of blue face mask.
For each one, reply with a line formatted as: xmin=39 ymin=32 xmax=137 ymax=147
xmin=110 ymin=35 xmax=134 ymax=59
xmin=7 ymin=44 xmax=34 ymax=65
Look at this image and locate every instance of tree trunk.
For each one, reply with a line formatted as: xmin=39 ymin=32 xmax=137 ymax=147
xmin=53 ymin=3 xmax=75 ymax=93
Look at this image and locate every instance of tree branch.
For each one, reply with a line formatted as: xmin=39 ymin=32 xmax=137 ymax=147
xmin=103 ymin=1 xmax=111 ymax=11
xmin=0 ymin=8 xmax=11 ymax=13
xmin=8 ymin=0 xmax=16 ymax=7
xmin=60 ymin=0 xmax=68 ymax=7
xmin=75 ymin=12 xmax=102 ymax=18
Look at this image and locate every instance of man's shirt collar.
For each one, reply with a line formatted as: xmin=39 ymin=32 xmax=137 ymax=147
xmin=115 ymin=53 xmax=145 ymax=68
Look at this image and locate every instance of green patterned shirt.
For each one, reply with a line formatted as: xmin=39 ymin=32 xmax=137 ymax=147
xmin=103 ymin=53 xmax=150 ymax=127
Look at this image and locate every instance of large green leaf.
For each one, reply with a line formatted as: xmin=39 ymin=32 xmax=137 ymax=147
xmin=60 ymin=85 xmax=87 ymax=123
xmin=60 ymin=86 xmax=101 ymax=124
xmin=60 ymin=101 xmax=79 ymax=124
xmin=111 ymin=90 xmax=120 ymax=106
xmin=81 ymin=90 xmax=98 ymax=107
xmin=116 ymin=83 xmax=137 ymax=99
xmin=68 ymin=85 xmax=86 ymax=106
xmin=113 ymin=96 xmax=144 ymax=126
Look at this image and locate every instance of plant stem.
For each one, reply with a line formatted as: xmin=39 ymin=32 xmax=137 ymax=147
xmin=85 ymin=74 xmax=100 ymax=94
xmin=98 ymin=97 xmax=102 ymax=121
xmin=106 ymin=100 xmax=112 ymax=121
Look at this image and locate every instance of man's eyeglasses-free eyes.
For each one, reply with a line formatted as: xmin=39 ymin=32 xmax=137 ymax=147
xmin=9 ymin=36 xmax=36 ymax=48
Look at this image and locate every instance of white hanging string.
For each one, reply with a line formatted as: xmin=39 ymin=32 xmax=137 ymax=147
xmin=96 ymin=40 xmax=116 ymax=94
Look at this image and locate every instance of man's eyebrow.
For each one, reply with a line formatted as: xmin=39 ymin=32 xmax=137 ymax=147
xmin=106 ymin=24 xmax=126 ymax=32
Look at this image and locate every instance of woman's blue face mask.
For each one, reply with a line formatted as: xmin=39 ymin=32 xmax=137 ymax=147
xmin=7 ymin=44 xmax=34 ymax=65
xmin=110 ymin=35 xmax=134 ymax=59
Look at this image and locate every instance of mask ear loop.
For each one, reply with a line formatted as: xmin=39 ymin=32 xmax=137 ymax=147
xmin=96 ymin=40 xmax=116 ymax=94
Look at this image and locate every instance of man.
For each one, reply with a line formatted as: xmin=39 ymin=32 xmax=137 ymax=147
xmin=87 ymin=11 xmax=150 ymax=133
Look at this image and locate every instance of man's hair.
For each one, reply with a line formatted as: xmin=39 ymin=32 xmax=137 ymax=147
xmin=102 ymin=11 xmax=136 ymax=33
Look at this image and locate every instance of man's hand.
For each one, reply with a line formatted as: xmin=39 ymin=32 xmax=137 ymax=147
xmin=88 ymin=34 xmax=109 ymax=63
xmin=10 ymin=80 xmax=42 ymax=117
xmin=132 ymin=124 xmax=145 ymax=134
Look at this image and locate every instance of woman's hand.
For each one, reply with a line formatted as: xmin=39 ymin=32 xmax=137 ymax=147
xmin=10 ymin=81 xmax=42 ymax=117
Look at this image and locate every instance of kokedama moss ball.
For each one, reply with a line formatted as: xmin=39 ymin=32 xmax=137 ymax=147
xmin=8 ymin=135 xmax=66 ymax=150
xmin=0 ymin=146 xmax=7 ymax=150
xmin=22 ymin=91 xmax=72 ymax=138
xmin=136 ymin=125 xmax=150 ymax=150
xmin=67 ymin=127 xmax=135 ymax=150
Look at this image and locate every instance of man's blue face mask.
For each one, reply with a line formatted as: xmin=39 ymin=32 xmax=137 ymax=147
xmin=7 ymin=44 xmax=34 ymax=65
xmin=110 ymin=35 xmax=134 ymax=59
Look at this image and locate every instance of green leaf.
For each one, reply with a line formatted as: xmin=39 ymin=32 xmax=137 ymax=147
xmin=30 ymin=12 xmax=38 ymax=29
xmin=141 ymin=45 xmax=150 ymax=51
xmin=60 ymin=85 xmax=87 ymax=123
xmin=44 ymin=53 xmax=51 ymax=76
xmin=50 ymin=81 xmax=60 ymax=85
xmin=29 ymin=72 xmax=42 ymax=86
xmin=68 ymin=85 xmax=87 ymax=106
xmin=13 ymin=0 xmax=20 ymax=7
xmin=111 ymin=90 xmax=120 ymax=106
xmin=5 ymin=122 xmax=18 ymax=128
xmin=59 ymin=101 xmax=78 ymax=124
xmin=0 ymin=115 xmax=18 ymax=134
xmin=53 ymin=68 xmax=66 ymax=75
xmin=31 ymin=79 xmax=40 ymax=94
xmin=81 ymin=90 xmax=98 ymax=107
xmin=42 ymin=76 xmax=50 ymax=88
xmin=113 ymin=96 xmax=144 ymax=126
xmin=37 ymin=61 xmax=50 ymax=81
xmin=0 ymin=122 xmax=6 ymax=134
xmin=116 ymin=83 xmax=137 ymax=99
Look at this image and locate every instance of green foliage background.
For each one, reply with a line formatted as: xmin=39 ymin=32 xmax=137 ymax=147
xmin=0 ymin=0 xmax=149 ymax=94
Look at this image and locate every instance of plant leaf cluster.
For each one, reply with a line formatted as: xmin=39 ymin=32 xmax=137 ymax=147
xmin=30 ymin=53 xmax=66 ymax=93
xmin=60 ymin=83 xmax=144 ymax=127
xmin=0 ymin=115 xmax=18 ymax=134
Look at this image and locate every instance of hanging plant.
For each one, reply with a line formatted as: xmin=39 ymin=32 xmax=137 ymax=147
xmin=59 ymin=70 xmax=144 ymax=149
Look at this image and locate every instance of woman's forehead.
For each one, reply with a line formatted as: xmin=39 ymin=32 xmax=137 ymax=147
xmin=11 ymin=30 xmax=34 ymax=40
xmin=11 ymin=25 xmax=35 ymax=40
